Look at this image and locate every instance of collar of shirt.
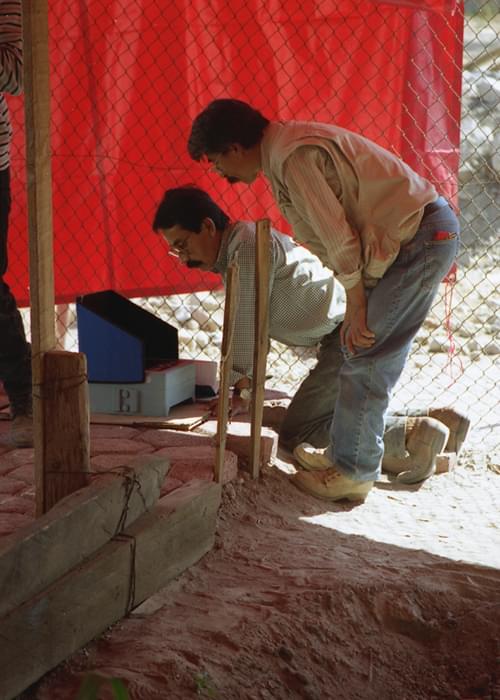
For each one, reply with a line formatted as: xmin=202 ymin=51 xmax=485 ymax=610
xmin=211 ymin=222 xmax=239 ymax=275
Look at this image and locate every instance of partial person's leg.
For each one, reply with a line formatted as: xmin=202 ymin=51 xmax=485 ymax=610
xmin=0 ymin=167 xmax=33 ymax=444
xmin=279 ymin=326 xmax=342 ymax=451
xmin=331 ymin=203 xmax=460 ymax=482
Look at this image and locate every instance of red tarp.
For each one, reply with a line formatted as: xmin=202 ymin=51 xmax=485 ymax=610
xmin=7 ymin=0 xmax=463 ymax=306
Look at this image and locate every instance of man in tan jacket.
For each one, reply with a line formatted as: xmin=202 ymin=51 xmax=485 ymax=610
xmin=188 ymin=99 xmax=460 ymax=502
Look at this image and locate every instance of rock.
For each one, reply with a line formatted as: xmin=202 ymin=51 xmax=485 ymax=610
xmin=174 ymin=306 xmax=191 ymax=324
xmin=484 ymin=341 xmax=500 ymax=355
xmin=195 ymin=330 xmax=210 ymax=349
xmin=192 ymin=307 xmax=210 ymax=325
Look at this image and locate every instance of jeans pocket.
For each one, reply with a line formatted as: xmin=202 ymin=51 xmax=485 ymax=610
xmin=422 ymin=233 xmax=459 ymax=291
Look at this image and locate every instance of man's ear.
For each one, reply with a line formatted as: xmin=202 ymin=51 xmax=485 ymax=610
xmin=230 ymin=143 xmax=245 ymax=157
xmin=202 ymin=217 xmax=217 ymax=236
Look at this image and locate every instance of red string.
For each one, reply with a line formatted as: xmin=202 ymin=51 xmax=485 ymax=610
xmin=441 ymin=261 xmax=464 ymax=384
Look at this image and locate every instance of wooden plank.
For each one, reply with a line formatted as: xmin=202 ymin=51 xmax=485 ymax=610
xmin=38 ymin=351 xmax=91 ymax=513
xmin=250 ymin=220 xmax=271 ymax=478
xmin=0 ymin=480 xmax=221 ymax=700
xmin=215 ymin=259 xmax=239 ymax=482
xmin=0 ymin=455 xmax=169 ymax=618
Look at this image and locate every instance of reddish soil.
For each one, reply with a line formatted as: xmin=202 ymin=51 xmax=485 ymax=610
xmin=23 ymin=463 xmax=500 ymax=700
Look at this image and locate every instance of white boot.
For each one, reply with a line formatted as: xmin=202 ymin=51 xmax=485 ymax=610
xmin=383 ymin=417 xmax=450 ymax=484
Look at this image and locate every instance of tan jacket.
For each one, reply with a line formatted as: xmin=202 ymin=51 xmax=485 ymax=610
xmin=260 ymin=121 xmax=437 ymax=288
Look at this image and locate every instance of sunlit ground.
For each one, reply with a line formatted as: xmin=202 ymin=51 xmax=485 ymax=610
xmin=273 ymin=449 xmax=500 ymax=571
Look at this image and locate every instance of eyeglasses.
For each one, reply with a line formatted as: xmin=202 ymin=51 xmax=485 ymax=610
xmin=168 ymin=233 xmax=191 ymax=256
xmin=205 ymin=152 xmax=226 ymax=176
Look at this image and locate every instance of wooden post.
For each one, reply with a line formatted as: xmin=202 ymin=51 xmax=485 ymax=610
xmin=249 ymin=219 xmax=271 ymax=478
xmin=23 ymin=1 xmax=90 ymax=514
xmin=214 ymin=259 xmax=239 ymax=482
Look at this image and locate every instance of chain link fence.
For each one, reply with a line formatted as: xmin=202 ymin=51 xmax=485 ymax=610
xmin=8 ymin=0 xmax=500 ymax=458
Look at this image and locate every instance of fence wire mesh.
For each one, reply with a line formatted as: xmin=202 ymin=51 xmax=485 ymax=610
xmin=9 ymin=0 xmax=500 ymax=459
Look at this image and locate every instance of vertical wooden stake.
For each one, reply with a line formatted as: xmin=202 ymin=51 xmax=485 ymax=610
xmin=23 ymin=0 xmax=56 ymax=515
xmin=215 ymin=259 xmax=239 ymax=482
xmin=23 ymin=1 xmax=90 ymax=514
xmin=40 ymin=351 xmax=90 ymax=510
xmin=250 ymin=219 xmax=271 ymax=478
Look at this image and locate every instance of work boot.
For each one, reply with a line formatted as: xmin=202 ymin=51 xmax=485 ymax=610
xmin=427 ymin=408 xmax=470 ymax=455
xmin=293 ymin=443 xmax=334 ymax=471
xmin=292 ymin=467 xmax=374 ymax=502
xmin=383 ymin=417 xmax=449 ymax=484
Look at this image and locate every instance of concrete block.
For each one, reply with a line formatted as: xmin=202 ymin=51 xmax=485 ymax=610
xmin=91 ymin=453 xmax=152 ymax=472
xmin=0 ymin=495 xmax=35 ymax=516
xmin=155 ymin=445 xmax=238 ymax=484
xmin=7 ymin=465 xmax=34 ymax=485
xmin=0 ymin=512 xmax=34 ymax=537
xmin=0 ymin=477 xmax=25 ymax=496
xmin=90 ymin=425 xmax=141 ymax=440
xmin=196 ymin=420 xmax=278 ymax=469
xmin=0 ymin=457 xmax=16 ymax=477
xmin=139 ymin=429 xmax=214 ymax=449
xmin=0 ymin=448 xmax=34 ymax=469
xmin=90 ymin=438 xmax=154 ymax=456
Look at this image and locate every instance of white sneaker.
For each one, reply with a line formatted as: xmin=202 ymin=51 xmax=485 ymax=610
xmin=293 ymin=443 xmax=334 ymax=471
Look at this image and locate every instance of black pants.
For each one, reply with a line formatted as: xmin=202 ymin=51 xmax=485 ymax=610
xmin=0 ymin=167 xmax=32 ymax=414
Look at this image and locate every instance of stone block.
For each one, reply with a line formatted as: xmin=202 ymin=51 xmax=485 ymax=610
xmin=91 ymin=453 xmax=151 ymax=472
xmin=0 ymin=495 xmax=35 ymax=516
xmin=196 ymin=420 xmax=278 ymax=469
xmin=90 ymin=425 xmax=141 ymax=440
xmin=155 ymin=445 xmax=237 ymax=484
xmin=0 ymin=477 xmax=25 ymax=496
xmin=139 ymin=429 xmax=214 ymax=449
xmin=90 ymin=438 xmax=154 ymax=456
xmin=7 ymin=465 xmax=34 ymax=485
xmin=0 ymin=512 xmax=34 ymax=537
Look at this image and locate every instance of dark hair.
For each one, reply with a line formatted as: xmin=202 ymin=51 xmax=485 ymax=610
xmin=188 ymin=99 xmax=270 ymax=161
xmin=152 ymin=185 xmax=230 ymax=233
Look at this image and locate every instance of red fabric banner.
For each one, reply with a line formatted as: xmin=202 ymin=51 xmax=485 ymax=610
xmin=7 ymin=0 xmax=463 ymax=306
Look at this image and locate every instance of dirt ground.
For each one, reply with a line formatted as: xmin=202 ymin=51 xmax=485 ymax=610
xmin=18 ymin=440 xmax=500 ymax=700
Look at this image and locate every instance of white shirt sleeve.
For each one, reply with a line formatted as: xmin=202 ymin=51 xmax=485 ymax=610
xmin=283 ymin=146 xmax=363 ymax=289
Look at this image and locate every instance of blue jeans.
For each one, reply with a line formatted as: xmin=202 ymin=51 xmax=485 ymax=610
xmin=329 ymin=198 xmax=460 ymax=481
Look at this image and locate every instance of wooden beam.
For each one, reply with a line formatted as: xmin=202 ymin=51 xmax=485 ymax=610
xmin=250 ymin=219 xmax=271 ymax=478
xmin=0 ymin=480 xmax=221 ymax=700
xmin=37 ymin=351 xmax=90 ymax=512
xmin=215 ymin=259 xmax=239 ymax=482
xmin=0 ymin=455 xmax=170 ymax=618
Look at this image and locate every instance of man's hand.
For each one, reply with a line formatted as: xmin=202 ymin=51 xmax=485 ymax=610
xmin=341 ymin=281 xmax=375 ymax=354
xmin=208 ymin=389 xmax=251 ymax=419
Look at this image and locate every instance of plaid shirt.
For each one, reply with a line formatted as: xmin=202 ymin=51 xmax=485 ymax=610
xmin=212 ymin=221 xmax=345 ymax=384
xmin=0 ymin=0 xmax=23 ymax=171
